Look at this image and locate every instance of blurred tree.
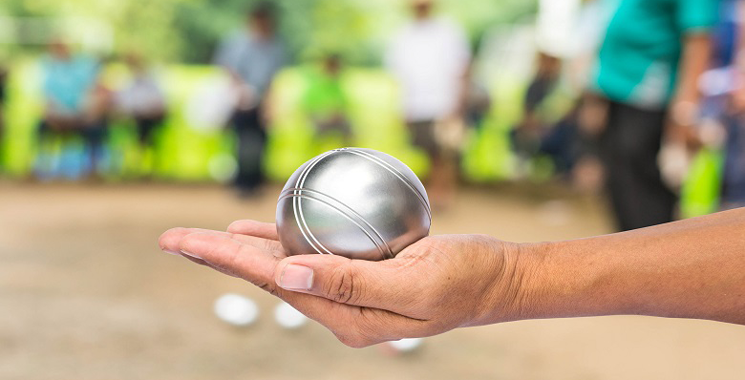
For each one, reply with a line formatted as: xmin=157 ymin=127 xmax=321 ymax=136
xmin=0 ymin=0 xmax=184 ymax=60
xmin=172 ymin=0 xmax=376 ymax=64
xmin=0 ymin=0 xmax=537 ymax=63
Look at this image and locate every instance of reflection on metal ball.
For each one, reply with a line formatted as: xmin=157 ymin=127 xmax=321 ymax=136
xmin=276 ymin=148 xmax=431 ymax=261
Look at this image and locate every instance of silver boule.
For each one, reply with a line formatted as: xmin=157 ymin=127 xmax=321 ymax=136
xmin=276 ymin=148 xmax=431 ymax=261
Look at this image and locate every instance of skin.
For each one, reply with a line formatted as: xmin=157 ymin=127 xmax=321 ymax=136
xmin=668 ymin=33 xmax=713 ymax=148
xmin=159 ymin=207 xmax=745 ymax=348
xmin=733 ymin=2 xmax=745 ymax=112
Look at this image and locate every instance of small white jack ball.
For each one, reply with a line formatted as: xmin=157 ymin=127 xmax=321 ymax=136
xmin=274 ymin=301 xmax=308 ymax=329
xmin=387 ymin=338 xmax=424 ymax=353
xmin=213 ymin=293 xmax=259 ymax=327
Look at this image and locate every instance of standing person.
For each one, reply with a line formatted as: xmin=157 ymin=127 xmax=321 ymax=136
xmin=385 ymin=0 xmax=471 ymax=209
xmin=593 ymin=0 xmax=719 ymax=231
xmin=214 ymin=1 xmax=285 ymax=197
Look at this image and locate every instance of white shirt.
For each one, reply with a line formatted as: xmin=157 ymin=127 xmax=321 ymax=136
xmin=386 ymin=18 xmax=471 ymax=122
xmin=117 ymin=72 xmax=165 ymax=117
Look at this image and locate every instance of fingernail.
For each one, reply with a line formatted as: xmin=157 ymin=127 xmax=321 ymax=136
xmin=279 ymin=264 xmax=314 ymax=291
xmin=162 ymin=248 xmax=180 ymax=256
xmin=180 ymin=250 xmax=201 ymax=259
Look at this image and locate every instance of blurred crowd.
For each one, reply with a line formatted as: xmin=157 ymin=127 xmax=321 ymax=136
xmin=0 ymin=0 xmax=744 ymax=231
xmin=33 ymin=43 xmax=166 ymax=180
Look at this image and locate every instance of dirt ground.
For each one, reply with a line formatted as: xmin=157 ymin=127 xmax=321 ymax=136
xmin=1 ymin=181 xmax=743 ymax=380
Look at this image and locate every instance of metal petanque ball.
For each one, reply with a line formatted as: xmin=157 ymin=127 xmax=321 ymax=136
xmin=276 ymin=148 xmax=431 ymax=261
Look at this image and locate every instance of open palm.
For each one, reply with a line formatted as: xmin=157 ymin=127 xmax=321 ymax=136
xmin=159 ymin=220 xmax=520 ymax=347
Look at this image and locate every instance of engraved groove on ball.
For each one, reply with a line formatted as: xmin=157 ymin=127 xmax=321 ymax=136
xmin=293 ymin=156 xmax=325 ymax=255
xmin=297 ymin=151 xmax=342 ymax=255
xmin=280 ymin=187 xmax=393 ymax=259
xmin=279 ymin=192 xmax=391 ymax=260
xmin=340 ymin=148 xmax=431 ymax=221
xmin=282 ymin=188 xmax=392 ymax=256
xmin=293 ymin=150 xmax=337 ymax=255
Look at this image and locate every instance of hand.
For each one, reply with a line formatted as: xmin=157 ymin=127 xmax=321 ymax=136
xmin=659 ymin=100 xmax=703 ymax=189
xmin=236 ymin=83 xmax=256 ymax=111
xmin=667 ymin=100 xmax=703 ymax=151
xmin=158 ymin=220 xmax=527 ymax=348
xmin=732 ymin=84 xmax=745 ymax=114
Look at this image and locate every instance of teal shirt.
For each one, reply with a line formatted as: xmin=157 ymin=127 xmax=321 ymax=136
xmin=42 ymin=55 xmax=99 ymax=114
xmin=594 ymin=0 xmax=719 ymax=109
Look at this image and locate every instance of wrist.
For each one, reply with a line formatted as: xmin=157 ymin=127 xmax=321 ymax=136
xmin=469 ymin=236 xmax=636 ymax=326
xmin=507 ymin=239 xmax=633 ymax=322
xmin=669 ymin=99 xmax=699 ymax=128
xmin=471 ymin=239 xmax=549 ymax=325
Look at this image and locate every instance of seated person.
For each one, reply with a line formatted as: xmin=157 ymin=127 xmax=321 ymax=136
xmin=116 ymin=53 xmax=167 ymax=173
xmin=38 ymin=41 xmax=108 ymax=178
xmin=301 ymin=54 xmax=352 ymax=148
xmin=513 ymin=52 xmax=583 ymax=179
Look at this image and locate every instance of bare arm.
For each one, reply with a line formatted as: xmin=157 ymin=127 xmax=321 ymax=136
xmin=519 ymin=208 xmax=745 ymax=325
xmin=733 ymin=3 xmax=745 ymax=112
xmin=674 ymin=33 xmax=712 ymax=105
xmin=739 ymin=2 xmax=745 ymax=66
xmin=668 ymin=33 xmax=712 ymax=143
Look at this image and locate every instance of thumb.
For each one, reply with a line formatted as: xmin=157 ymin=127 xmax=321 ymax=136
xmin=274 ymin=254 xmax=419 ymax=312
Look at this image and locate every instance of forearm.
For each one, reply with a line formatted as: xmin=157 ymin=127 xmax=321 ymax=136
xmin=455 ymin=65 xmax=471 ymax=117
xmin=669 ymin=33 xmax=711 ymax=133
xmin=674 ymin=33 xmax=711 ymax=104
xmin=516 ymin=208 xmax=745 ymax=325
xmin=740 ymin=3 xmax=745 ymax=65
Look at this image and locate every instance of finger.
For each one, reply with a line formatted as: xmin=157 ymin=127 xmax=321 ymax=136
xmin=227 ymin=220 xmax=279 ymax=240
xmin=158 ymin=228 xmax=243 ymax=275
xmin=273 ymin=254 xmax=426 ymax=316
xmin=172 ymin=231 xmax=434 ymax=347
xmin=176 ymin=232 xmax=424 ymax=344
xmin=159 ymin=227 xmax=247 ymax=253
xmin=159 ymin=227 xmax=283 ymax=257
xmin=159 ymin=227 xmax=200 ymax=255
xmin=158 ymin=227 xmax=262 ymax=274
xmin=180 ymin=251 xmax=229 ymax=273
xmin=229 ymin=232 xmax=285 ymax=256
xmin=179 ymin=232 xmax=280 ymax=288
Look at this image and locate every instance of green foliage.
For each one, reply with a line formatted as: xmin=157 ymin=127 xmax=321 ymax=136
xmin=171 ymin=0 xmax=257 ymax=63
xmin=0 ymin=0 xmax=186 ymax=60
xmin=1 ymin=0 xmax=537 ymax=63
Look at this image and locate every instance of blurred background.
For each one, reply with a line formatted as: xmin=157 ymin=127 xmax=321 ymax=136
xmin=1 ymin=0 xmax=744 ymax=379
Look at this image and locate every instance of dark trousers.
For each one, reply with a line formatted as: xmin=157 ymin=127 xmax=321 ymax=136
xmin=135 ymin=115 xmax=164 ymax=146
xmin=539 ymin=116 xmax=582 ymax=175
xmin=231 ymin=108 xmax=266 ymax=190
xmin=599 ymin=101 xmax=677 ymax=231
xmin=38 ymin=119 xmax=108 ymax=161
xmin=722 ymin=113 xmax=745 ymax=206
